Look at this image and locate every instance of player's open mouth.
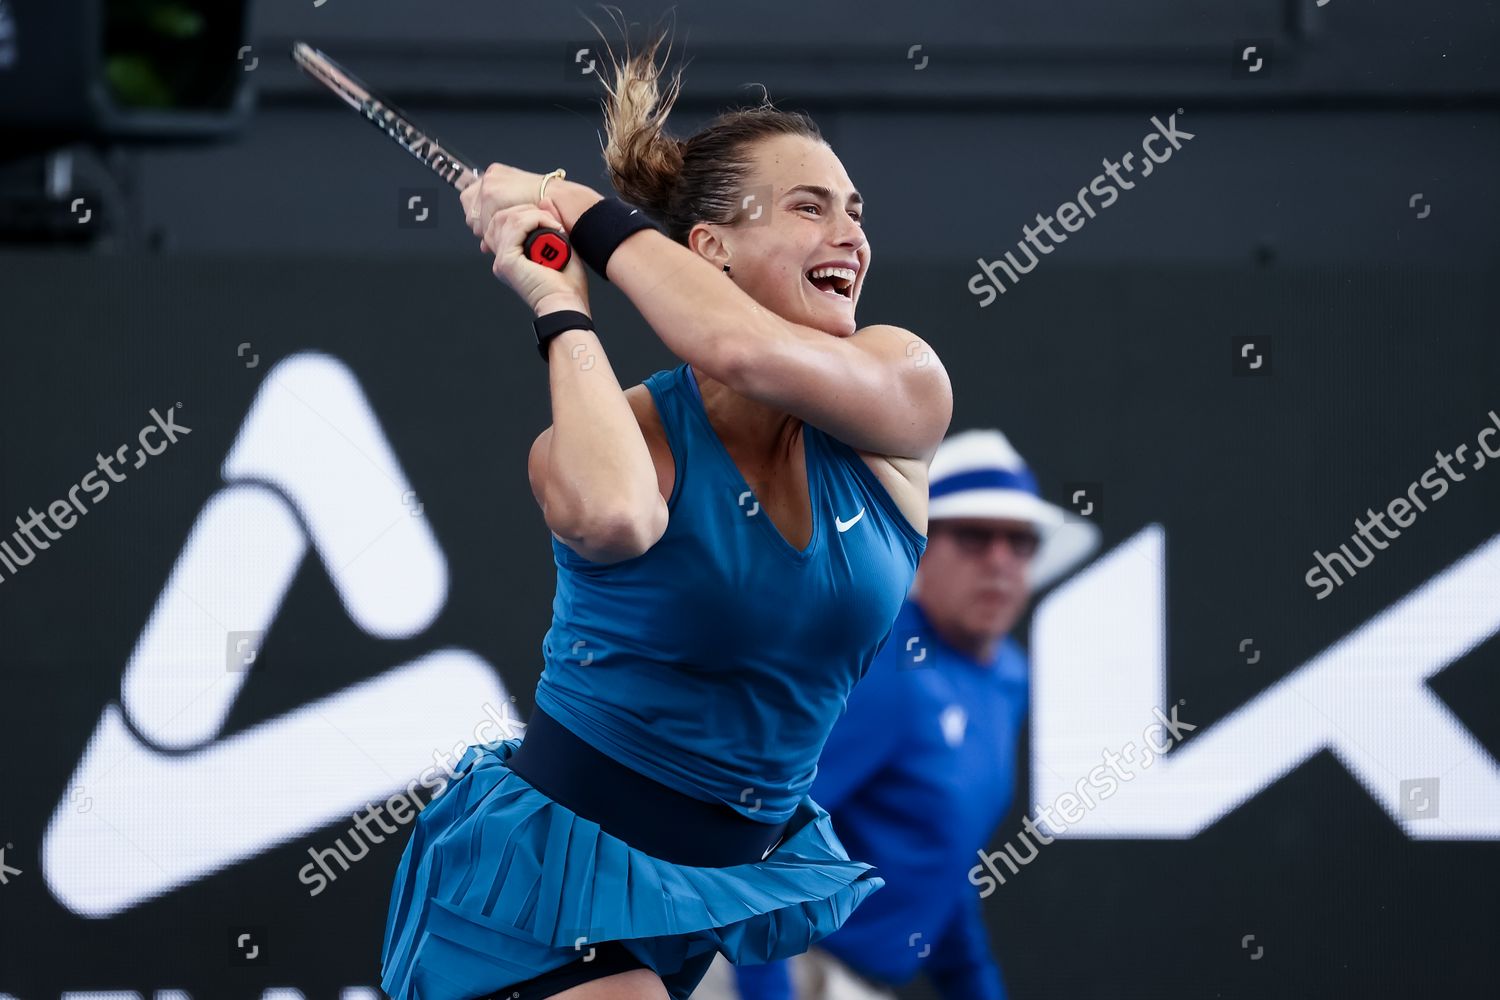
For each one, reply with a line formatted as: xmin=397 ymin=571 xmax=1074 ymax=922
xmin=805 ymin=266 xmax=855 ymax=300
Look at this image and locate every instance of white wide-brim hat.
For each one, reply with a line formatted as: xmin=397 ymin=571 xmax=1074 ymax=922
xmin=927 ymin=428 xmax=1101 ymax=590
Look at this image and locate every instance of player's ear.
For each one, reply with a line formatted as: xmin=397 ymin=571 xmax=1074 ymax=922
xmin=688 ymin=221 xmax=731 ymax=272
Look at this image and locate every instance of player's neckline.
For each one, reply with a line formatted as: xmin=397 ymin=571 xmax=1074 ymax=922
xmin=684 ymin=364 xmax=818 ymax=560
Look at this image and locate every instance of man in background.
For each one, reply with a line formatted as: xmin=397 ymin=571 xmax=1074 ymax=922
xmin=693 ymin=428 xmax=1100 ymax=1000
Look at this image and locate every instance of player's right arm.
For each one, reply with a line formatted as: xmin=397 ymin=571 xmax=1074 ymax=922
xmin=475 ymin=201 xmax=666 ymax=564
xmin=526 ymin=323 xmax=667 ymax=565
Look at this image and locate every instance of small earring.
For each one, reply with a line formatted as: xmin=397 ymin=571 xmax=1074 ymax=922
xmin=722 ymin=264 xmax=732 ymax=275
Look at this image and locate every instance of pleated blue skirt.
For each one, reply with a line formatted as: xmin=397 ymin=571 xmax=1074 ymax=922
xmin=379 ymin=737 xmax=884 ymax=1000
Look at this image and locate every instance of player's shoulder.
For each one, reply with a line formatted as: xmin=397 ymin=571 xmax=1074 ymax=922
xmin=622 ymin=381 xmax=662 ymax=428
xmin=622 ymin=365 xmax=693 ymax=425
xmin=849 ymin=324 xmax=951 ymax=464
xmin=850 ymin=322 xmax=936 ymax=358
xmin=852 ymin=322 xmax=915 ymax=338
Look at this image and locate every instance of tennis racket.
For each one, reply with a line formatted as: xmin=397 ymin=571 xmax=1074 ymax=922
xmin=290 ymin=41 xmax=571 ymax=271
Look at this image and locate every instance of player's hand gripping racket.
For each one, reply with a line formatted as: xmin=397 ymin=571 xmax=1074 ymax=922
xmin=290 ymin=41 xmax=571 ymax=271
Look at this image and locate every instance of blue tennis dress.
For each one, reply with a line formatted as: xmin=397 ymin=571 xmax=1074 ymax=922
xmin=380 ymin=362 xmax=927 ymax=1000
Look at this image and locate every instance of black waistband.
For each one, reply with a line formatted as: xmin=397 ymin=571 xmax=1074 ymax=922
xmin=505 ymin=706 xmax=789 ymax=868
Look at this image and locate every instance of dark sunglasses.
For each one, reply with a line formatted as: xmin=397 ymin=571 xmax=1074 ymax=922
xmin=934 ymin=524 xmax=1041 ymax=559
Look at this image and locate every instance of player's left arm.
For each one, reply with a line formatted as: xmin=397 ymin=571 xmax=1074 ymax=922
xmin=727 ymin=322 xmax=952 ymax=461
xmin=606 ymin=217 xmax=950 ymax=459
xmin=466 ymin=169 xmax=951 ymax=460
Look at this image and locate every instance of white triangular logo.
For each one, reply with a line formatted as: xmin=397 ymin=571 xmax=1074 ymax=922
xmin=42 ymin=353 xmax=510 ymax=918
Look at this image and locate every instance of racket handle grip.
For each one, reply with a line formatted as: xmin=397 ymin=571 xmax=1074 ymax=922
xmin=524 ymin=227 xmax=572 ymax=271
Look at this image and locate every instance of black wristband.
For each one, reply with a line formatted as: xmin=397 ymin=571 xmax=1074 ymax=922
xmin=571 ymin=197 xmax=659 ymax=281
xmin=533 ymin=309 xmax=595 ymax=362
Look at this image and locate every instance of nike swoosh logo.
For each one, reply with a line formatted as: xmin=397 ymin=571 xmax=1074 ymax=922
xmin=761 ymin=833 xmax=785 ymax=860
xmin=835 ymin=507 xmax=866 ymax=532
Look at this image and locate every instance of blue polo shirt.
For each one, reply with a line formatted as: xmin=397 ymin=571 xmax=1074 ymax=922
xmin=736 ymin=597 xmax=1028 ymax=1000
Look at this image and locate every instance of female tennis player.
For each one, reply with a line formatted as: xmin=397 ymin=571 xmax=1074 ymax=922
xmin=380 ymin=27 xmax=951 ymax=1000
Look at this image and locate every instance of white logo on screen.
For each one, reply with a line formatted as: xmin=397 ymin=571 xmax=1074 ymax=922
xmin=1031 ymin=524 xmax=1500 ymax=840
xmin=41 ymin=353 xmax=509 ymax=918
